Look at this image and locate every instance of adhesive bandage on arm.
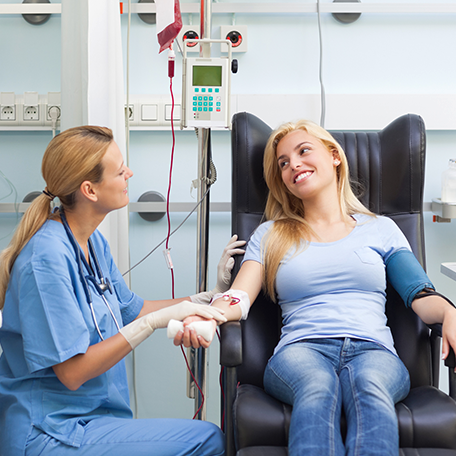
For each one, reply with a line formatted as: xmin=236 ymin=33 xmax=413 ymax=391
xmin=211 ymin=289 xmax=251 ymax=320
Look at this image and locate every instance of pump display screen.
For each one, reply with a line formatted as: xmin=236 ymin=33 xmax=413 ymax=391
xmin=192 ymin=65 xmax=222 ymax=86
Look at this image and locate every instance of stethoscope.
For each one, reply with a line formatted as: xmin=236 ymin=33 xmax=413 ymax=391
xmin=59 ymin=207 xmax=121 ymax=341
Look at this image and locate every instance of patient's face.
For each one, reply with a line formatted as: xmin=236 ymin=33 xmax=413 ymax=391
xmin=276 ymin=130 xmax=338 ymax=202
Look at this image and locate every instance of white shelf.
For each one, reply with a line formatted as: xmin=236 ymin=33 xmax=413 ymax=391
xmin=0 ymin=203 xmax=31 ymax=213
xmin=129 ymin=202 xmax=230 ymax=213
xmin=0 ymin=126 xmax=56 ymax=132
xmin=3 ymin=94 xmax=456 ymax=132
xmin=0 ymin=202 xmax=231 ymax=214
xmin=441 ymin=263 xmax=456 ymax=282
xmin=2 ymin=3 xmax=456 ymax=15
xmin=0 ymin=3 xmax=61 ymax=14
xmin=431 ymin=199 xmax=456 ymax=220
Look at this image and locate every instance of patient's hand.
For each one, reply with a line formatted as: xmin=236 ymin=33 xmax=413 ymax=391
xmin=173 ymin=316 xmax=217 ymax=349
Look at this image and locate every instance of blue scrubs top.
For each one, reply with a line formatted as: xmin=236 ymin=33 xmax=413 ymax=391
xmin=0 ymin=219 xmax=144 ymax=456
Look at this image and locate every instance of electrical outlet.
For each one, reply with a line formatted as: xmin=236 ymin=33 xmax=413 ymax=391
xmin=46 ymin=105 xmax=61 ymax=121
xmin=22 ymin=92 xmax=40 ymax=122
xmin=24 ymin=105 xmax=39 ymax=121
xmin=0 ymin=105 xmax=16 ymax=121
xmin=0 ymin=92 xmax=16 ymax=122
xmin=45 ymin=92 xmax=61 ymax=123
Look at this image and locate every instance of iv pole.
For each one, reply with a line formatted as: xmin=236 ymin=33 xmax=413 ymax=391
xmin=188 ymin=0 xmax=212 ymax=421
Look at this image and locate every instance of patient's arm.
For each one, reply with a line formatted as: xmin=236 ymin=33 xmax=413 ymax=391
xmin=412 ymin=295 xmax=456 ymax=363
xmin=175 ymin=260 xmax=263 ymax=348
xmin=209 ymin=260 xmax=263 ymax=321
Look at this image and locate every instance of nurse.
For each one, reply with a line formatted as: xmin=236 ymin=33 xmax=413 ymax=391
xmin=0 ymin=125 xmax=243 ymax=456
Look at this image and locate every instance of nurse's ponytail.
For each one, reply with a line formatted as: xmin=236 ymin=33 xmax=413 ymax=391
xmin=0 ymin=194 xmax=54 ymax=309
xmin=0 ymin=125 xmax=113 ymax=309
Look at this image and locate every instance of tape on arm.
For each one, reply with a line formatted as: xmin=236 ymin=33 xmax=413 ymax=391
xmin=385 ymin=249 xmax=434 ymax=308
xmin=211 ymin=289 xmax=251 ymax=320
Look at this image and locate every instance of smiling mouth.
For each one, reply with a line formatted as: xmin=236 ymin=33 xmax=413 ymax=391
xmin=294 ymin=171 xmax=313 ymax=183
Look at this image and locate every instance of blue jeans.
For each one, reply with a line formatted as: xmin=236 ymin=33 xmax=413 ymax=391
xmin=25 ymin=417 xmax=225 ymax=456
xmin=263 ymin=338 xmax=410 ymax=456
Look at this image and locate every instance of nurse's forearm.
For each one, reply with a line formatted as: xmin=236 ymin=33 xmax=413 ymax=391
xmin=136 ymin=297 xmax=192 ymax=319
xmin=52 ymin=333 xmax=131 ymax=391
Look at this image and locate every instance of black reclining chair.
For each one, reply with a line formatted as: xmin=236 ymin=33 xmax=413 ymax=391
xmin=220 ymin=112 xmax=456 ymax=456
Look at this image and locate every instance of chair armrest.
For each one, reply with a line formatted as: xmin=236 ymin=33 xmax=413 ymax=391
xmin=427 ymin=323 xmax=442 ymax=336
xmin=219 ymin=321 xmax=243 ymax=456
xmin=220 ymin=321 xmax=243 ymax=367
xmin=428 ymin=323 xmax=456 ymax=368
xmin=428 ymin=324 xmax=456 ymax=401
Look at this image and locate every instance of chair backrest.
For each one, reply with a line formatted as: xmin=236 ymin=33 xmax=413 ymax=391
xmin=231 ymin=112 xmax=436 ymax=391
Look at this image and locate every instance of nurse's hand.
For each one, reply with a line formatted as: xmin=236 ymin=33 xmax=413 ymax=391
xmin=173 ymin=316 xmax=217 ymax=349
xmin=190 ymin=235 xmax=246 ymax=305
xmin=121 ymin=302 xmax=225 ymax=350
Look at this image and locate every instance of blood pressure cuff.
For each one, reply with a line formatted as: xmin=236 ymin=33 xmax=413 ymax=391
xmin=385 ymin=249 xmax=434 ymax=308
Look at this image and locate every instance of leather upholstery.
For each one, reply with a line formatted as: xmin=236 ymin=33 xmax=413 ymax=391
xmin=237 ymin=448 xmax=456 ymax=456
xmin=221 ymin=112 xmax=456 ymax=456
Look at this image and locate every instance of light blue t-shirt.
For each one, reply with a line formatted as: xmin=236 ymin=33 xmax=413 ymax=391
xmin=242 ymin=214 xmax=411 ymax=355
xmin=0 ymin=220 xmax=144 ymax=456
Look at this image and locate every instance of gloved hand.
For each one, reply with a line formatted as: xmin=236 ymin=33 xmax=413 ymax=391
xmin=119 ymin=301 xmax=226 ymax=349
xmin=190 ymin=235 xmax=246 ymax=304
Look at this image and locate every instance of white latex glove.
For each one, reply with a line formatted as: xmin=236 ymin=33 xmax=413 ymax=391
xmin=119 ymin=301 xmax=226 ymax=349
xmin=190 ymin=235 xmax=246 ymax=304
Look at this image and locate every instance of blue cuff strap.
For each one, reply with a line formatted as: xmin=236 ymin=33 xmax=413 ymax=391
xmin=385 ymin=249 xmax=434 ymax=308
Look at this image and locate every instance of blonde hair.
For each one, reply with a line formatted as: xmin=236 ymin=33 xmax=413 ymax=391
xmin=262 ymin=120 xmax=373 ymax=301
xmin=0 ymin=125 xmax=113 ymax=309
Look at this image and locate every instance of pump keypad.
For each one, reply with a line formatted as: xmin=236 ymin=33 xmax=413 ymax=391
xmin=192 ymin=88 xmax=221 ymax=113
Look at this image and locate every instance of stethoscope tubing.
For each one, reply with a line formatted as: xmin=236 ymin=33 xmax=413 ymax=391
xmin=59 ymin=207 xmax=121 ymax=341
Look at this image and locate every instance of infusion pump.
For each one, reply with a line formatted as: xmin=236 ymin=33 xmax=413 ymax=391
xmin=181 ymin=39 xmax=233 ymax=129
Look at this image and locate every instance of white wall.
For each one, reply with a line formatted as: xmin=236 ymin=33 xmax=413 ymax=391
xmin=1 ymin=0 xmax=456 ymax=424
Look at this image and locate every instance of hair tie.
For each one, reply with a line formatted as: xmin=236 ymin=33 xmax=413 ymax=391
xmin=42 ymin=189 xmax=56 ymax=201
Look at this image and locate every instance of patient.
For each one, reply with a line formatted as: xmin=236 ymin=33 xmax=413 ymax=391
xmin=190 ymin=119 xmax=456 ymax=456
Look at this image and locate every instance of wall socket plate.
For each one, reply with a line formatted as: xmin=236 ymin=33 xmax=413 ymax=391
xmin=23 ymin=92 xmax=39 ymax=122
xmin=23 ymin=105 xmax=40 ymax=121
xmin=125 ymin=95 xmax=181 ymax=127
xmin=46 ymin=105 xmax=61 ymax=122
xmin=0 ymin=92 xmax=17 ymax=122
xmin=0 ymin=93 xmax=61 ymax=127
xmin=220 ymin=25 xmax=248 ymax=53
xmin=0 ymin=105 xmax=16 ymax=121
xmin=0 ymin=92 xmax=182 ymax=129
